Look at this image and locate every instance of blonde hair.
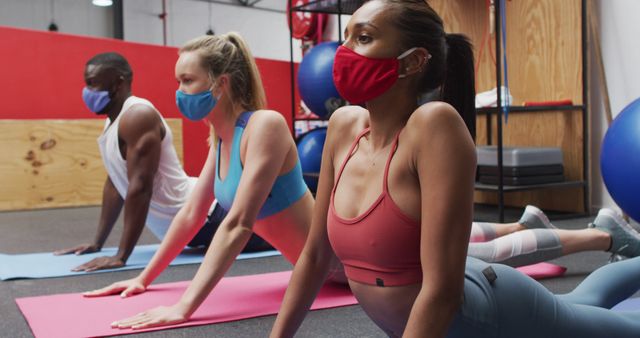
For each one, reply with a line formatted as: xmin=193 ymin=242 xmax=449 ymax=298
xmin=179 ymin=32 xmax=267 ymax=142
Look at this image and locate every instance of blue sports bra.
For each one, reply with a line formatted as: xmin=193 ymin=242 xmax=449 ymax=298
xmin=214 ymin=111 xmax=308 ymax=220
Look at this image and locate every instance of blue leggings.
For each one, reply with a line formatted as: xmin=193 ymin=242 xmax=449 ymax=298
xmin=447 ymin=257 xmax=640 ymax=338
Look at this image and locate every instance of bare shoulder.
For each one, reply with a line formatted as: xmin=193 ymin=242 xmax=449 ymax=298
xmin=119 ymin=103 xmax=162 ymax=141
xmin=406 ymin=102 xmax=463 ymax=133
xmin=406 ymin=102 xmax=472 ymax=142
xmin=251 ymin=109 xmax=287 ymax=125
xmin=246 ymin=109 xmax=291 ymax=142
xmin=122 ymin=103 xmax=160 ymax=122
xmin=405 ymin=101 xmax=476 ymax=161
xmin=326 ymin=105 xmax=368 ymax=140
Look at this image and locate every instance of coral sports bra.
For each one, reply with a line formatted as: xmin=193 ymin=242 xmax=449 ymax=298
xmin=327 ymin=128 xmax=422 ymax=287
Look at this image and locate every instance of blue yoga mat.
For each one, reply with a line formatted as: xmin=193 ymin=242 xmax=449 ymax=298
xmin=0 ymin=245 xmax=280 ymax=280
xmin=613 ymin=297 xmax=640 ymax=311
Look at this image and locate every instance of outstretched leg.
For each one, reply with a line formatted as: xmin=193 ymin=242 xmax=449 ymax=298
xmin=490 ymin=262 xmax=640 ymax=338
xmin=559 ymin=255 xmax=640 ymax=308
xmin=450 ymin=259 xmax=640 ymax=338
xmin=468 ymin=228 xmax=610 ymax=267
xmin=470 ymin=205 xmax=556 ymax=243
xmin=467 ymin=229 xmax=563 ymax=267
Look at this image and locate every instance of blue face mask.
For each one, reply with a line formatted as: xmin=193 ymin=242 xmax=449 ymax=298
xmin=175 ymin=89 xmax=218 ymax=121
xmin=82 ymin=87 xmax=111 ymax=114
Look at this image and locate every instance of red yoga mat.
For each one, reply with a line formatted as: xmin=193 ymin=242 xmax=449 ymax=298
xmin=16 ymin=271 xmax=357 ymax=338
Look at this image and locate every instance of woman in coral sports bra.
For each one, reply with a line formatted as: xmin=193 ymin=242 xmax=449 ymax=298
xmin=271 ymin=1 xmax=640 ymax=337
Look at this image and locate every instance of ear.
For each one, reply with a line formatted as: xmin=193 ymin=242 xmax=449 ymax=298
xmin=215 ymin=74 xmax=230 ymax=95
xmin=401 ymin=47 xmax=431 ymax=77
xmin=111 ymin=75 xmax=126 ymax=94
xmin=217 ymin=74 xmax=229 ymax=88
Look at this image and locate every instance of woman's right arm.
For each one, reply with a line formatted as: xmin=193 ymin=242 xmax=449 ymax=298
xmin=270 ymin=111 xmax=351 ymax=338
xmin=84 ymin=143 xmax=218 ymax=297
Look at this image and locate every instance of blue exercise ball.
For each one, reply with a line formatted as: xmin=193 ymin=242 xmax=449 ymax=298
xmin=297 ymin=127 xmax=327 ymax=193
xmin=298 ymin=41 xmax=344 ymax=118
xmin=601 ymin=97 xmax=640 ymax=222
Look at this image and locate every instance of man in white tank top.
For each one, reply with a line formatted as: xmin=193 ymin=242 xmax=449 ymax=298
xmin=52 ymin=53 xmax=258 ymax=272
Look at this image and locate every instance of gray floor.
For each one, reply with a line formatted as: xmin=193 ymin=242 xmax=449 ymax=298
xmin=0 ymin=206 xmax=620 ymax=337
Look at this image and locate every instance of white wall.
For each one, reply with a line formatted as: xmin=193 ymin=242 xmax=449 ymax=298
xmin=0 ymin=0 xmax=113 ymax=38
xmin=589 ymin=0 xmax=640 ymax=211
xmin=123 ymin=0 xmax=305 ymax=62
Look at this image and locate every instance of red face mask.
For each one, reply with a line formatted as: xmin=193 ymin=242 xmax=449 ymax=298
xmin=332 ymin=45 xmax=418 ymax=104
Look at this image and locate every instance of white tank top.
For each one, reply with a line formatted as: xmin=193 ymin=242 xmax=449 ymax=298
xmin=97 ymin=96 xmax=196 ymax=239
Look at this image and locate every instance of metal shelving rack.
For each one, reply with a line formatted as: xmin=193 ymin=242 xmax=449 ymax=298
xmin=482 ymin=0 xmax=589 ymax=221
xmin=289 ymin=0 xmax=590 ymax=222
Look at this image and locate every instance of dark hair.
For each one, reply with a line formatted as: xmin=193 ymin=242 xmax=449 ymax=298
xmin=382 ymin=0 xmax=476 ymax=140
xmin=86 ymin=52 xmax=133 ymax=83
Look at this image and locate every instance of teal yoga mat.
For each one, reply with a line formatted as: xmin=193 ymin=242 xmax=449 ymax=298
xmin=0 ymin=245 xmax=280 ymax=280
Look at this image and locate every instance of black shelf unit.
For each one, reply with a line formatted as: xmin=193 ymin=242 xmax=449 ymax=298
xmin=477 ymin=105 xmax=584 ymax=115
xmin=475 ymin=180 xmax=585 ymax=192
xmin=482 ymin=0 xmax=589 ymax=221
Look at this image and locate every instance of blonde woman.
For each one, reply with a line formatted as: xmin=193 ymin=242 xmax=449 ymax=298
xmin=85 ymin=32 xmax=330 ymax=329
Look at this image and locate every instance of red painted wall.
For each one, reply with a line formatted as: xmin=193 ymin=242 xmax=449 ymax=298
xmin=0 ymin=26 xmax=297 ymax=176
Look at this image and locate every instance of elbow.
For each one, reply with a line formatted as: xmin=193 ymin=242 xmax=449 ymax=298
xmin=420 ymin=281 xmax=465 ymax=314
xmin=173 ymin=203 xmax=209 ymax=233
xmin=220 ymin=212 xmax=255 ymax=237
xmin=127 ymin=175 xmax=154 ymax=199
xmin=177 ymin=205 xmax=198 ymax=228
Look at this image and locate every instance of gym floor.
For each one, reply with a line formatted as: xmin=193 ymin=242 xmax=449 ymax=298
xmin=0 ymin=206 xmax=623 ymax=337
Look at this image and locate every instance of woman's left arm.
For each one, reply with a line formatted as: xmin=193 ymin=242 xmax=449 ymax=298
xmin=402 ymin=103 xmax=477 ymax=338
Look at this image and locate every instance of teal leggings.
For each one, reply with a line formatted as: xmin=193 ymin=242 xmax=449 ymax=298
xmin=447 ymin=257 xmax=640 ymax=338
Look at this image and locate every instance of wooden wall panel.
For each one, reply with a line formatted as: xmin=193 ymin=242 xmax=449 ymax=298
xmin=0 ymin=119 xmax=183 ymax=211
xmin=431 ymin=0 xmax=582 ymax=103
xmin=430 ymin=0 xmax=585 ymax=212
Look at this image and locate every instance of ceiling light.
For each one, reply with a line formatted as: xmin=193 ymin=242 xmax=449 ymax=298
xmin=92 ymin=0 xmax=113 ymax=7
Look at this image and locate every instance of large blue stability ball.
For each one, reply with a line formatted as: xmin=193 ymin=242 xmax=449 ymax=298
xmin=297 ymin=127 xmax=327 ymax=193
xmin=601 ymin=97 xmax=640 ymax=222
xmin=298 ymin=41 xmax=343 ymax=119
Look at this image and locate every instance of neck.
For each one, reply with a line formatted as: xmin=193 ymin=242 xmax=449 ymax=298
xmin=207 ymin=94 xmax=245 ymax=145
xmin=105 ymin=91 xmax=132 ymax=121
xmin=365 ymin=85 xmax=417 ymax=150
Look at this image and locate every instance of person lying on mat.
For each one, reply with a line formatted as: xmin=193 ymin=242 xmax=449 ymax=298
xmin=54 ymin=52 xmax=269 ymax=272
xmin=270 ymin=1 xmax=640 ymax=337
xmin=466 ymin=205 xmax=640 ymax=267
xmin=84 ymin=33 xmax=343 ymax=328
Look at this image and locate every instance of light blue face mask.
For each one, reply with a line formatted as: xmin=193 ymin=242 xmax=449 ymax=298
xmin=82 ymin=87 xmax=111 ymax=114
xmin=175 ymin=88 xmax=219 ymax=121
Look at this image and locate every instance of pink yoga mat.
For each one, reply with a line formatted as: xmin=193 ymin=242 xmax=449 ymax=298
xmin=16 ymin=271 xmax=357 ymax=338
xmin=516 ymin=262 xmax=566 ymax=279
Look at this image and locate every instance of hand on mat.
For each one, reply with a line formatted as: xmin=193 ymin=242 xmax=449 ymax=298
xmin=83 ymin=278 xmax=146 ymax=298
xmin=53 ymin=243 xmax=100 ymax=256
xmin=71 ymin=255 xmax=125 ymax=272
xmin=111 ymin=304 xmax=189 ymax=330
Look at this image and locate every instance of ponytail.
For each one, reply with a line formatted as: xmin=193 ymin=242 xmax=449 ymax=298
xmin=383 ymin=1 xmax=476 ymax=140
xmin=180 ymin=32 xmax=267 ymax=113
xmin=181 ymin=32 xmax=268 ymax=145
xmin=225 ymin=32 xmax=267 ymax=111
xmin=442 ymin=34 xmax=476 ymax=140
